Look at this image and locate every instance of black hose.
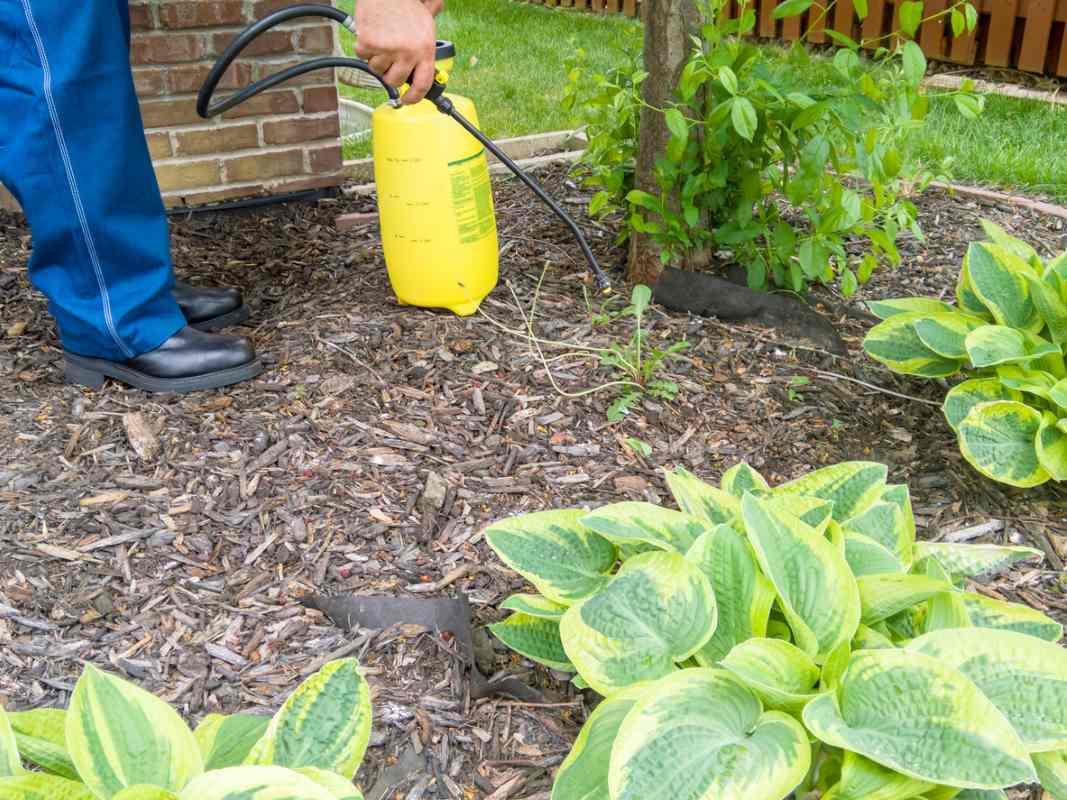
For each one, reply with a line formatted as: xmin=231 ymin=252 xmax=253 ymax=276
xmin=196 ymin=4 xmax=612 ymax=291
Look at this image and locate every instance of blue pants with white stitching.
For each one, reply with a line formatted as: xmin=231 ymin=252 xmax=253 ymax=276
xmin=0 ymin=0 xmax=186 ymax=360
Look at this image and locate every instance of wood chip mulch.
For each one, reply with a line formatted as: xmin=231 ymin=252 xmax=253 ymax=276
xmin=1 ymin=166 xmax=1065 ymax=799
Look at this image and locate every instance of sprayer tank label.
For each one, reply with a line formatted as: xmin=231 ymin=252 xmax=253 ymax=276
xmin=448 ymin=149 xmax=494 ymax=245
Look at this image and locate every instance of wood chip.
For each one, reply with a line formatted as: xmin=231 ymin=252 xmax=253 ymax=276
xmin=123 ymin=412 xmax=160 ymax=462
xmin=79 ymin=490 xmax=129 ymax=507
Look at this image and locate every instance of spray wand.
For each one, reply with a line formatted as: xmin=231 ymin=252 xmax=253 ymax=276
xmin=197 ymin=3 xmax=612 ymax=291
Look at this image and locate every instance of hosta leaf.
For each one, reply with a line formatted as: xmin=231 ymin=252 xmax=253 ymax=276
xmin=961 ymin=592 xmax=1063 ymax=642
xmin=484 ymin=510 xmax=616 ymax=604
xmin=488 ymin=613 xmax=573 ymax=671
xmin=113 ymin=788 xmax=179 ymax=800
xmin=66 ymin=664 xmax=203 ymax=798
xmin=193 ymin=714 xmax=269 ymax=772
xmin=856 ymin=574 xmax=951 ymax=625
xmin=852 ymin=624 xmax=896 ymax=650
xmin=176 ymin=766 xmax=335 ymax=799
xmin=867 ymin=297 xmax=954 ymax=321
xmin=803 ymin=649 xmax=1035 ymax=789
xmin=822 ymin=750 xmax=935 ymax=800
xmin=979 ymin=219 xmax=1041 ymax=268
xmin=774 ymin=461 xmax=888 ymax=521
xmin=244 ymin=659 xmax=371 ymax=780
xmin=1052 ymin=378 xmax=1067 ymax=409
xmin=294 ymin=768 xmax=362 ymax=799
xmin=864 ymin=313 xmax=965 ymax=377
xmin=957 ymin=254 xmax=994 ymax=319
xmin=686 ymin=525 xmax=774 ymax=665
xmin=1033 ymin=749 xmax=1067 ymax=800
xmin=879 ymin=484 xmax=916 ymax=566
xmin=908 ymin=628 xmax=1067 ymax=751
xmin=943 ymin=378 xmax=1025 ymax=433
xmin=742 ymin=494 xmax=860 ymax=663
xmin=924 ymin=590 xmax=972 ymax=633
xmin=844 ymin=531 xmax=904 ymax=576
xmin=953 ymin=790 xmax=1009 ymax=800
xmin=912 ymin=541 xmax=1043 ymax=582
xmin=843 ymin=500 xmax=910 ymax=566
xmin=913 ymin=313 xmax=986 ymax=360
xmin=957 ymin=400 xmax=1049 ymax=488
xmin=964 ymin=325 xmax=1059 ymax=368
xmin=610 ymin=669 xmax=811 ymax=800
xmin=1023 ymin=271 xmax=1067 ymax=344
xmin=549 ymin=685 xmax=645 ymax=800
xmin=821 ymin=639 xmax=852 ymax=692
xmin=966 ymin=242 xmax=1042 ymax=333
xmin=1038 ymin=410 xmax=1067 ymax=480
xmin=762 ymin=494 xmax=834 ymax=534
xmin=664 ymin=468 xmax=742 ymax=527
xmin=0 ymin=708 xmax=20 ymax=778
xmin=560 ymin=551 xmax=715 ymax=695
xmin=7 ymin=709 xmax=77 ymax=780
xmin=720 ymin=638 xmax=820 ymax=713
xmin=579 ymin=502 xmax=710 ymax=554
xmin=0 ymin=773 xmax=96 ymax=800
xmin=499 ymin=594 xmax=566 ymax=620
xmin=720 ymin=462 xmax=770 ymax=497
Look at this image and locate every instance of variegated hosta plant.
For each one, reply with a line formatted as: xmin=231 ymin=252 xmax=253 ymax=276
xmin=0 ymin=658 xmax=371 ymax=800
xmin=484 ymin=460 xmax=1067 ymax=800
xmin=863 ymin=220 xmax=1067 ymax=487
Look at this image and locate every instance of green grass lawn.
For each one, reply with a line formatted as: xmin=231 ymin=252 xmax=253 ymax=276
xmin=332 ymin=3 xmax=1067 ymax=200
xmin=334 ymin=0 xmax=638 ymax=159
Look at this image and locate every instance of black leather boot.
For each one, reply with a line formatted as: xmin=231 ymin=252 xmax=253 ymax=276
xmin=64 ymin=326 xmax=263 ymax=392
xmin=173 ymin=281 xmax=250 ymax=332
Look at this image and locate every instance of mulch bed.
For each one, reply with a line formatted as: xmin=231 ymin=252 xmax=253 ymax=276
xmin=1 ymin=165 xmax=1065 ymax=799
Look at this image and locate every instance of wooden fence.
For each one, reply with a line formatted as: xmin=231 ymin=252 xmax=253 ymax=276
xmin=517 ymin=0 xmax=1067 ymax=76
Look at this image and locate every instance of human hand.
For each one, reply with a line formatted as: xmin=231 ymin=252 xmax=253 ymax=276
xmin=355 ymin=0 xmax=437 ymax=104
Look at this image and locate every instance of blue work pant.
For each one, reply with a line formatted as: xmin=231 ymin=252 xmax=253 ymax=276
xmin=0 ymin=0 xmax=185 ymax=360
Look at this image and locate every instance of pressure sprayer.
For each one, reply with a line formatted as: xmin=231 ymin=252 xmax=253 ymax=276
xmin=197 ymin=4 xmax=611 ymax=316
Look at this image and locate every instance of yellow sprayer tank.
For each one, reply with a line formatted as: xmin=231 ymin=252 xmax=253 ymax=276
xmin=371 ymin=65 xmax=498 ymax=317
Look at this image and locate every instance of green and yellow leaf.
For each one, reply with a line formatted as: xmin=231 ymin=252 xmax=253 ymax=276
xmin=742 ymin=494 xmax=860 ymax=663
xmin=863 ymin=314 xmax=966 ymax=378
xmin=943 ymin=378 xmax=1024 ymax=434
xmin=961 ymin=592 xmax=1063 ymax=642
xmin=720 ymin=462 xmax=770 ymax=497
xmin=664 ymin=468 xmax=742 ymax=528
xmin=1051 ymin=378 xmax=1067 ymax=410
xmin=0 ymin=709 xmax=20 ymax=779
xmin=244 ymin=659 xmax=371 ymax=780
xmin=994 ymin=365 xmax=1058 ymax=400
xmin=176 ymin=766 xmax=335 ymax=800
xmin=822 ymin=750 xmax=935 ymax=800
xmin=913 ymin=313 xmax=986 ymax=360
xmin=610 ymin=669 xmax=811 ymax=800
xmin=1033 ymin=749 xmax=1067 ymax=800
xmin=488 ymin=613 xmax=573 ymax=671
xmin=686 ymin=525 xmax=774 ymax=665
xmin=979 ymin=219 xmax=1042 ymax=269
xmin=193 ymin=714 xmax=269 ymax=772
xmin=844 ymin=531 xmax=904 ymax=576
xmin=550 ymin=685 xmax=645 ymax=800
xmin=957 ymin=253 xmax=995 ymax=319
xmin=923 ymin=590 xmax=972 ymax=634
xmin=1038 ymin=410 xmax=1067 ymax=481
xmin=294 ymin=768 xmax=362 ymax=799
xmin=0 ymin=773 xmax=95 ymax=800
xmin=560 ymin=552 xmax=715 ymax=695
xmin=498 ymin=594 xmax=567 ymax=620
xmin=803 ymin=649 xmax=1035 ymax=789
xmin=867 ymin=297 xmax=954 ymax=321
xmin=856 ymin=574 xmax=951 ymax=625
xmin=579 ymin=502 xmax=710 ymax=554
xmin=720 ymin=638 xmax=820 ymax=713
xmin=113 ymin=788 xmax=179 ymax=800
xmin=65 ymin=664 xmax=203 ymax=798
xmin=852 ymin=624 xmax=896 ymax=650
xmin=484 ymin=510 xmax=617 ymax=605
xmin=964 ymin=325 xmax=1059 ymax=368
xmin=774 ymin=461 xmax=888 ymax=522
xmin=7 ymin=709 xmax=77 ymax=780
xmin=965 ymin=242 xmax=1042 ymax=333
xmin=957 ymin=400 xmax=1049 ymax=487
xmin=1023 ymin=270 xmax=1067 ymax=344
xmin=908 ymin=628 xmax=1067 ymax=751
xmin=912 ymin=541 xmax=1043 ymax=583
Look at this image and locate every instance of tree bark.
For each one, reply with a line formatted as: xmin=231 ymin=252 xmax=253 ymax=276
xmin=627 ymin=0 xmax=702 ymax=285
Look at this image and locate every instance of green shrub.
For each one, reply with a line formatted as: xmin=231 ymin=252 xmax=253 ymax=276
xmin=863 ymin=220 xmax=1067 ymax=487
xmin=565 ymin=0 xmax=983 ymax=294
xmin=0 ymin=659 xmax=371 ymax=800
xmin=485 ymin=460 xmax=1067 ymax=800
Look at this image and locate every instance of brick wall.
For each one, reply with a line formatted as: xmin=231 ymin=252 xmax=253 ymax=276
xmin=0 ymin=0 xmax=344 ymax=212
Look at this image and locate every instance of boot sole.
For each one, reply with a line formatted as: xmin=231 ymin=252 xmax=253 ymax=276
xmin=64 ymin=352 xmax=264 ymax=393
xmin=189 ymin=304 xmax=251 ymax=333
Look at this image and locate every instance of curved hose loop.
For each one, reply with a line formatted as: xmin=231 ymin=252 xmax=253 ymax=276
xmin=197 ymin=4 xmax=398 ymax=118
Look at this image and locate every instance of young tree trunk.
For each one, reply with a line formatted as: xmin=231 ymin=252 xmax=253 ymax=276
xmin=626 ymin=0 xmax=703 ymax=285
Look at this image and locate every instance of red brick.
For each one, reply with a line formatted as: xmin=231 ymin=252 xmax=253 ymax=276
xmin=225 ymin=149 xmax=305 ymax=182
xmin=302 ymin=86 xmax=338 ymax=113
xmin=146 ymin=132 xmax=173 ymax=159
xmin=132 ymin=67 xmax=166 ymax=97
xmin=154 ymin=159 xmax=223 ymax=192
xmin=295 ymin=25 xmax=335 ymax=54
xmin=308 ymin=144 xmax=342 ymax=174
xmin=253 ymin=0 xmax=332 ymax=18
xmin=262 ymin=116 xmax=339 ymax=145
xmin=159 ymin=1 xmax=247 ymax=29
xmin=165 ymin=62 xmax=252 ymax=95
xmin=254 ymin=60 xmax=334 ymax=87
xmin=131 ymin=33 xmax=206 ymax=64
xmin=174 ymin=124 xmax=260 ymax=156
xmin=211 ymin=30 xmax=292 ymax=58
xmin=129 ymin=4 xmax=155 ymax=31
xmin=220 ymin=90 xmax=300 ymax=120
xmin=140 ymin=97 xmax=204 ymax=128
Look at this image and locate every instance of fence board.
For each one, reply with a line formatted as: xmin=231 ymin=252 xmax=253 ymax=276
xmin=623 ymin=0 xmax=636 ymax=13
xmin=782 ymin=10 xmax=803 ymax=38
xmin=834 ymin=0 xmax=857 ymax=41
xmin=605 ymin=0 xmax=620 ymax=12
xmin=1058 ymin=25 xmax=1067 ymax=72
xmin=861 ymin=0 xmax=887 ymax=47
xmin=808 ymin=1 xmax=829 ymax=41
xmin=760 ymin=0 xmax=779 ymax=37
xmin=984 ymin=0 xmax=1019 ymax=64
xmin=1019 ymin=0 xmax=1055 ymax=69
xmin=919 ymin=0 xmax=949 ymax=57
